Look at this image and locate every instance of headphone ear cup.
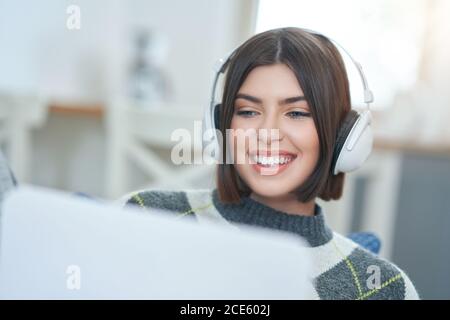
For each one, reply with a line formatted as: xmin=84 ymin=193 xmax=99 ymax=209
xmin=331 ymin=110 xmax=359 ymax=174
xmin=213 ymin=103 xmax=221 ymax=130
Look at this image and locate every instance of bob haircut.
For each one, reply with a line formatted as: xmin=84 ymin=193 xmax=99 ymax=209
xmin=216 ymin=27 xmax=351 ymax=204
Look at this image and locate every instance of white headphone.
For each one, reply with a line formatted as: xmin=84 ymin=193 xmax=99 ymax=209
xmin=203 ymin=29 xmax=374 ymax=175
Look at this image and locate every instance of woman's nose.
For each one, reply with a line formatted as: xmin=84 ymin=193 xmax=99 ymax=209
xmin=258 ymin=114 xmax=283 ymax=145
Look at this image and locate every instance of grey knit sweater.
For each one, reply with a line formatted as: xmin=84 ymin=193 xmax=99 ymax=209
xmin=122 ymin=188 xmax=419 ymax=300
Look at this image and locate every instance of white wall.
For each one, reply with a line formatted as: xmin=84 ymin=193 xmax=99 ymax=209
xmin=0 ymin=0 xmax=254 ymax=108
xmin=0 ymin=0 xmax=256 ymax=197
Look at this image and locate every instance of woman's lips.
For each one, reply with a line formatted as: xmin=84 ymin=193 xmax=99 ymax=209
xmin=248 ymin=151 xmax=298 ymax=176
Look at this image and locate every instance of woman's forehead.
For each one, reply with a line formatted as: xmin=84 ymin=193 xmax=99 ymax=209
xmin=238 ymin=64 xmax=304 ymax=98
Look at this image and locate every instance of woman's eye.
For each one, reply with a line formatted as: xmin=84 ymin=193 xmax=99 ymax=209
xmin=236 ymin=110 xmax=259 ymax=117
xmin=286 ymin=111 xmax=311 ymax=119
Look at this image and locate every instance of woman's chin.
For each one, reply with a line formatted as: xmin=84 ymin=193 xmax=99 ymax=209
xmin=247 ymin=183 xmax=293 ymax=199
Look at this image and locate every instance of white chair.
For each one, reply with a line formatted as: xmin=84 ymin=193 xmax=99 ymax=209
xmin=0 ymin=92 xmax=48 ymax=183
xmin=105 ymin=100 xmax=215 ymax=199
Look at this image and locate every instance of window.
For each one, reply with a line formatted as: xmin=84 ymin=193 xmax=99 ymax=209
xmin=255 ymin=0 xmax=428 ymax=109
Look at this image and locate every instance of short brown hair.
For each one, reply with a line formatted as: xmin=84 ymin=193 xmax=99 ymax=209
xmin=216 ymin=27 xmax=351 ymax=204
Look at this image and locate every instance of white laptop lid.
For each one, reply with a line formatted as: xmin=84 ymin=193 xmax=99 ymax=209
xmin=0 ymin=186 xmax=312 ymax=299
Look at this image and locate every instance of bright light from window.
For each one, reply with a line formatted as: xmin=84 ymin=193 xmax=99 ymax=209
xmin=255 ymin=0 xmax=428 ymax=109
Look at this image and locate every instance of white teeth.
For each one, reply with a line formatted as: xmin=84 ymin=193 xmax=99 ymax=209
xmin=252 ymin=155 xmax=293 ymax=166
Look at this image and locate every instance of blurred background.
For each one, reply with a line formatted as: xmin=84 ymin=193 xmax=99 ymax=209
xmin=0 ymin=0 xmax=449 ymax=299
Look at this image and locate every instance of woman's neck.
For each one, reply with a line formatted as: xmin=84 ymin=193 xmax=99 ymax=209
xmin=249 ymin=192 xmax=316 ymax=216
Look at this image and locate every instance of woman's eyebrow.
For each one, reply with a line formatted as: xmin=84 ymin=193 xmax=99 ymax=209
xmin=235 ymin=93 xmax=306 ymax=105
xmin=235 ymin=93 xmax=262 ymax=104
xmin=283 ymin=96 xmax=306 ymax=104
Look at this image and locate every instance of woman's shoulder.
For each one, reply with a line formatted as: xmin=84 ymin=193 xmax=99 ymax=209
xmin=118 ymin=188 xmax=214 ymax=215
xmin=319 ymin=232 xmax=420 ymax=300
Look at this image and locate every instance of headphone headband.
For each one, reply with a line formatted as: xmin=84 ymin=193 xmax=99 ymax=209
xmin=204 ymin=28 xmax=374 ymax=175
xmin=211 ymin=29 xmax=374 ymax=109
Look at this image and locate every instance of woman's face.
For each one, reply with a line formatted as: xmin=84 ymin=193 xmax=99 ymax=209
xmin=230 ymin=63 xmax=320 ymax=199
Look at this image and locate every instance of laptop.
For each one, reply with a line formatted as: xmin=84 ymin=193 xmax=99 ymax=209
xmin=0 ymin=186 xmax=312 ymax=299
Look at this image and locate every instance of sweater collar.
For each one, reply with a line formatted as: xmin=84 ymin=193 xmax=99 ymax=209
xmin=212 ymin=189 xmax=333 ymax=247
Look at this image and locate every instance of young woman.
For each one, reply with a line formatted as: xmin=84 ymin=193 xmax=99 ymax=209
xmin=122 ymin=27 xmax=419 ymax=300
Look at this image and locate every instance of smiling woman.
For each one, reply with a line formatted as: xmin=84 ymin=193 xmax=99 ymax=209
xmin=122 ymin=27 xmax=419 ymax=300
xmin=217 ymin=29 xmax=351 ymax=209
xmin=229 ymin=64 xmax=320 ymax=215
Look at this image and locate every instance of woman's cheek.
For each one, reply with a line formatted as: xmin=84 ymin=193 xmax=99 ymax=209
xmin=289 ymin=122 xmax=319 ymax=150
xmin=230 ymin=118 xmax=254 ymax=164
xmin=228 ymin=126 xmax=245 ymax=165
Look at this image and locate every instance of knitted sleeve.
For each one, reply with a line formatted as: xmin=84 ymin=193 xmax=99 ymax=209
xmin=119 ymin=189 xmax=195 ymax=217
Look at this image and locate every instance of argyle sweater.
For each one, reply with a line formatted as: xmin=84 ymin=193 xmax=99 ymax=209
xmin=122 ymin=188 xmax=419 ymax=300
